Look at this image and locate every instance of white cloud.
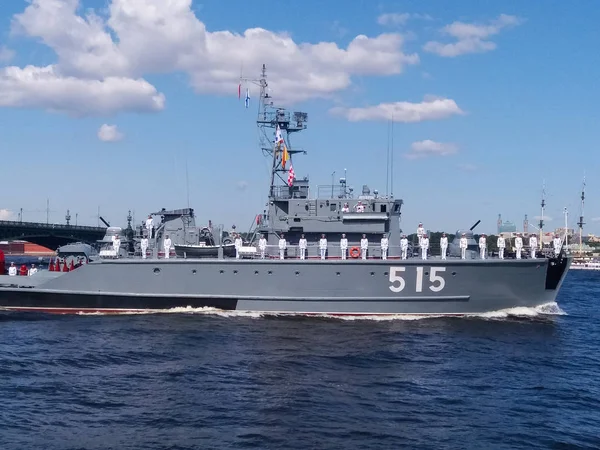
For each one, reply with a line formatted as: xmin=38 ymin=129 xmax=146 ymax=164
xmin=405 ymin=140 xmax=458 ymax=160
xmin=329 ymin=96 xmax=463 ymax=123
xmin=4 ymin=0 xmax=420 ymax=115
xmin=590 ymin=217 xmax=600 ymax=222
xmin=0 ymin=65 xmax=165 ymax=116
xmin=98 ymin=124 xmax=124 ymax=142
xmin=236 ymin=180 xmax=249 ymax=191
xmin=0 ymin=46 xmax=14 ymax=62
xmin=457 ymin=163 xmax=477 ymax=171
xmin=424 ymin=14 xmax=522 ymax=57
xmin=377 ymin=13 xmax=433 ymax=26
xmin=0 ymin=209 xmax=15 ymax=220
xmin=534 ymin=215 xmax=553 ymax=221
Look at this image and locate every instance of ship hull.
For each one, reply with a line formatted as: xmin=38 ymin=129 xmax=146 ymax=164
xmin=0 ymin=257 xmax=570 ymax=315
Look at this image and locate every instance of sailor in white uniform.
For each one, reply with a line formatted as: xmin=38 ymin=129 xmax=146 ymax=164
xmin=141 ymin=236 xmax=148 ymax=259
xmin=341 ymin=203 xmax=350 ymax=213
xmin=440 ymin=232 xmax=448 ymax=260
xmin=360 ymin=234 xmax=369 ymax=260
xmin=8 ymin=262 xmax=16 ymax=276
xmin=278 ymin=234 xmax=287 ymax=260
xmin=380 ymin=234 xmax=389 ymax=260
xmin=553 ymin=234 xmax=562 ymax=256
xmin=234 ymin=234 xmax=243 ymax=259
xmin=340 ymin=234 xmax=348 ymax=260
xmin=163 ymin=234 xmax=172 ymax=259
xmin=479 ymin=234 xmax=487 ymax=260
xmin=529 ymin=234 xmax=538 ymax=259
xmin=113 ymin=235 xmax=121 ymax=258
xmin=459 ymin=233 xmax=468 ymax=259
xmin=319 ymin=234 xmax=327 ymax=260
xmin=258 ymin=234 xmax=267 ymax=259
xmin=400 ymin=234 xmax=408 ymax=260
xmin=145 ymin=215 xmax=154 ymax=240
xmin=420 ymin=234 xmax=429 ymax=260
xmin=497 ymin=235 xmax=505 ymax=259
xmin=28 ymin=264 xmax=38 ymax=276
xmin=515 ymin=233 xmax=523 ymax=259
xmin=417 ymin=223 xmax=425 ymax=246
xmin=299 ymin=234 xmax=307 ymax=260
xmin=355 ymin=201 xmax=365 ymax=213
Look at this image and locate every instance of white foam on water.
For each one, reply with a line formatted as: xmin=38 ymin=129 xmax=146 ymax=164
xmin=72 ymin=302 xmax=567 ymax=321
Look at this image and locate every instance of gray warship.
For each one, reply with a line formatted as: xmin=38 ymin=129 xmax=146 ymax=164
xmin=0 ymin=65 xmax=570 ymax=315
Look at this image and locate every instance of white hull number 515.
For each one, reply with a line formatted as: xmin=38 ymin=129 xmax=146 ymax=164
xmin=389 ymin=267 xmax=446 ymax=293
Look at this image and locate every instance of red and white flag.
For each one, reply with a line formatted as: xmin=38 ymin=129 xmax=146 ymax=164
xmin=287 ymin=165 xmax=295 ymax=187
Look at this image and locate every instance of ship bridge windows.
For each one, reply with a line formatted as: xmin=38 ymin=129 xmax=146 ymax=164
xmin=381 ymin=205 xmax=387 ymax=213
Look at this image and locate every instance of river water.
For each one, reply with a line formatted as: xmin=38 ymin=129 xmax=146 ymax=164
xmin=1 ymin=270 xmax=599 ymax=449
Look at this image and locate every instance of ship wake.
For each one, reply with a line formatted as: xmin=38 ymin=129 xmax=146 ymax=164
xmin=76 ymin=302 xmax=567 ymax=321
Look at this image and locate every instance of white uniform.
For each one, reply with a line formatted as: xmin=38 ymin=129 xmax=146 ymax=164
xmin=515 ymin=236 xmax=523 ymax=259
xmin=278 ymin=237 xmax=287 ymax=260
xmin=234 ymin=236 xmax=243 ymax=259
xmin=145 ymin=217 xmax=153 ymax=239
xmin=360 ymin=238 xmax=369 ymax=260
xmin=553 ymin=237 xmax=562 ymax=256
xmin=417 ymin=226 xmax=425 ymax=245
xmin=163 ymin=237 xmax=172 ymax=259
xmin=340 ymin=237 xmax=348 ymax=260
xmin=8 ymin=265 xmax=16 ymax=276
xmin=356 ymin=203 xmax=365 ymax=213
xmin=258 ymin=237 xmax=267 ymax=259
xmin=400 ymin=237 xmax=408 ymax=260
xmin=141 ymin=237 xmax=148 ymax=259
xmin=342 ymin=205 xmax=349 ymax=213
xmin=529 ymin=236 xmax=538 ymax=259
xmin=319 ymin=238 xmax=327 ymax=260
xmin=28 ymin=267 xmax=38 ymax=276
xmin=497 ymin=236 xmax=505 ymax=259
xmin=299 ymin=238 xmax=307 ymax=260
xmin=380 ymin=237 xmax=389 ymax=260
xmin=440 ymin=236 xmax=448 ymax=260
xmin=479 ymin=236 xmax=486 ymax=259
xmin=459 ymin=237 xmax=468 ymax=259
xmin=113 ymin=237 xmax=121 ymax=258
xmin=420 ymin=237 xmax=429 ymax=260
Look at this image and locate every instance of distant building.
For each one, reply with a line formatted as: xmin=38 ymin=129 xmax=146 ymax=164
xmin=497 ymin=214 xmax=517 ymax=234
xmin=554 ymin=227 xmax=575 ymax=237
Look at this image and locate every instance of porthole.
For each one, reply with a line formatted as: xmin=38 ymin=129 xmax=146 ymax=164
xmin=452 ymin=271 xmax=456 ymax=276
xmin=384 ymin=271 xmax=389 ymax=276
xmin=255 ymin=270 xmax=259 ymax=275
xmin=295 ymin=271 xmax=300 ymax=275
xmin=153 ymin=268 xmax=160 ymax=274
xmin=219 ymin=270 xmax=224 ymax=274
xmin=425 ymin=271 xmax=429 ymax=276
xmin=268 ymin=270 xmax=273 ymax=275
xmin=192 ymin=269 xmax=197 ymax=274
xmin=336 ymin=272 xmax=341 ymax=276
xmin=370 ymin=272 xmax=375 ymax=276
xmin=233 ymin=270 xmax=238 ymax=274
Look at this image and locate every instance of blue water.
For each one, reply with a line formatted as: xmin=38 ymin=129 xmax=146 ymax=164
xmin=1 ymin=271 xmax=599 ymax=450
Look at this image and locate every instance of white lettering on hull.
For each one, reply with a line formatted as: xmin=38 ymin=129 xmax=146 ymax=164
xmin=389 ymin=267 xmax=447 ymax=293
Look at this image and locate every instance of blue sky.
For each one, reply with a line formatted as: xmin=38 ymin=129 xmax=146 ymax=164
xmin=0 ymin=0 xmax=599 ymax=235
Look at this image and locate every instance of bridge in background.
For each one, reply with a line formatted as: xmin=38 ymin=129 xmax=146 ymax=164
xmin=0 ymin=220 xmax=107 ymax=250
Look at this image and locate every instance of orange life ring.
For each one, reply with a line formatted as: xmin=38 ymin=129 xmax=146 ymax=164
xmin=349 ymin=247 xmax=360 ymax=259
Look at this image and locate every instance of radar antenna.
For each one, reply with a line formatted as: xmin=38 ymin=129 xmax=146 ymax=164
xmin=240 ymin=64 xmax=308 ymax=198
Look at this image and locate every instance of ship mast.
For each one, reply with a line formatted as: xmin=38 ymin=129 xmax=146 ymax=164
xmin=539 ymin=180 xmax=545 ymax=250
xmin=240 ymin=64 xmax=308 ymax=199
xmin=578 ymin=176 xmax=586 ymax=254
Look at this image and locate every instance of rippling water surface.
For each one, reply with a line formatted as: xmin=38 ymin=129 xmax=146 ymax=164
xmin=1 ymin=271 xmax=600 ymax=449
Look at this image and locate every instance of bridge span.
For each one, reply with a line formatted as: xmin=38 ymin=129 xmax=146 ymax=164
xmin=0 ymin=220 xmax=107 ymax=250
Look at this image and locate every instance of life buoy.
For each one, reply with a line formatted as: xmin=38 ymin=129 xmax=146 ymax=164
xmin=349 ymin=247 xmax=360 ymax=259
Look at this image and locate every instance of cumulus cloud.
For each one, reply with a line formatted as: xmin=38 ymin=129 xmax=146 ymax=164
xmin=377 ymin=13 xmax=432 ymax=26
xmin=329 ymin=96 xmax=463 ymax=123
xmin=98 ymin=124 xmax=124 ymax=142
xmin=0 ymin=208 xmax=15 ymax=220
xmin=0 ymin=65 xmax=165 ymax=116
xmin=424 ymin=14 xmax=522 ymax=57
xmin=405 ymin=140 xmax=458 ymax=159
xmin=0 ymin=46 xmax=14 ymax=62
xmin=3 ymin=0 xmax=420 ymax=115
